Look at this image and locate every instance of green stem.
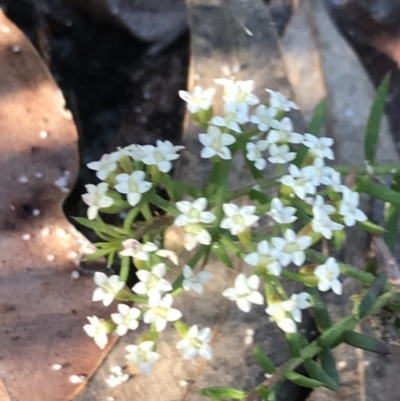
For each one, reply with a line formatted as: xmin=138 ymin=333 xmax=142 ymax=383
xmin=226 ymin=177 xmax=280 ymax=201
xmin=149 ymin=193 xmax=179 ymax=216
xmin=220 ymin=236 xmax=246 ymax=259
xmin=141 ymin=203 xmax=153 ymax=221
xmin=119 ymin=256 xmax=131 ymax=283
xmin=334 ymin=163 xmax=400 ymax=176
xmin=123 ymin=206 xmax=141 ymax=233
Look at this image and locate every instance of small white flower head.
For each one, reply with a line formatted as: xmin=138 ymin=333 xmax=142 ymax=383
xmin=132 ymin=263 xmax=172 ymax=296
xmin=314 ymin=257 xmax=342 ymax=295
xmin=222 ymin=274 xmax=264 ymax=312
xmin=174 ymin=198 xmax=216 ymax=251
xmin=279 ymin=164 xmax=316 ymax=200
xmin=312 ymin=196 xmax=343 ymax=239
xmin=268 ymin=144 xmax=296 ymax=164
xmin=302 ymin=158 xmax=333 ymax=187
xmin=82 ymin=182 xmax=114 ymax=220
xmin=125 ymin=341 xmax=159 ymax=376
xmin=328 ymin=169 xmax=346 ymax=193
xmin=281 ymin=292 xmax=311 ymax=323
xmin=120 ymin=239 xmax=158 ymax=260
xmin=121 ymin=144 xmax=146 ymax=161
xmin=182 ymin=265 xmax=212 ymax=294
xmin=246 ymin=140 xmax=268 ymax=170
xmin=244 ymin=240 xmax=282 ymax=276
xmin=87 ymin=152 xmax=119 ymax=180
xmin=339 ymin=188 xmax=368 ymax=227
xmin=92 ymin=272 xmax=125 ymax=306
xmin=143 ymin=293 xmax=182 ymax=332
xmin=155 ymin=249 xmax=179 ymax=265
xmin=176 ymin=325 xmax=213 ymax=360
xmin=269 ymin=198 xmax=297 ymax=225
xmin=114 ymin=171 xmax=152 ymax=206
xmin=266 ymin=302 xmax=297 ymax=333
xmin=267 ymin=117 xmax=303 ymax=145
xmin=83 ymin=316 xmax=109 ymax=349
xmin=250 ymin=104 xmax=278 ymax=132
xmin=111 ymin=304 xmax=141 ymax=336
xmin=302 ymin=134 xmax=334 ymax=160
xmin=266 ymin=89 xmax=299 ymax=112
xmin=199 ymin=126 xmax=236 ymax=160
xmin=178 ymin=86 xmax=215 ymax=113
xmin=215 ymin=78 xmax=259 ymax=107
xmin=220 ymin=204 xmax=259 ymax=235
xmin=141 ymin=140 xmax=185 ymax=173
xmin=211 ymin=101 xmax=249 ymax=133
xmin=271 ymin=229 xmax=312 ymax=267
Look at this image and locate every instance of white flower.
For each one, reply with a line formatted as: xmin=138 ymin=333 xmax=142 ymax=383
xmin=266 ymin=89 xmax=299 ymax=111
xmin=266 ymin=302 xmax=297 ymax=333
xmin=222 ymin=274 xmax=264 ymax=312
xmin=211 ymin=102 xmax=248 ymax=133
xmin=87 ymin=152 xmax=119 ymax=180
xmin=268 ymin=144 xmax=296 ymax=164
xmin=250 ymin=104 xmax=278 ymax=132
xmin=92 ymin=272 xmax=125 ymax=306
xmin=244 ymin=240 xmax=282 ymax=276
xmin=267 ymin=117 xmax=303 ymax=145
xmin=271 ymin=229 xmax=312 ymax=267
xmin=125 ymin=341 xmax=159 ymax=376
xmin=339 ymin=188 xmax=368 ymax=227
xmin=120 ymin=144 xmax=146 ymax=161
xmin=314 ymin=257 xmax=342 ymax=295
xmin=220 ymin=204 xmax=259 ymax=235
xmin=302 ymin=158 xmax=333 ymax=187
xmin=176 ymin=325 xmax=213 ymax=360
xmin=312 ymin=196 xmax=343 ymax=239
xmin=302 ymin=134 xmax=334 ymax=160
xmin=246 ymin=140 xmax=268 ymax=170
xmin=141 ymin=140 xmax=185 ymax=173
xmin=269 ymin=198 xmax=297 ymax=225
xmin=82 ymin=182 xmax=114 ymax=220
xmin=143 ymin=293 xmax=182 ymax=332
xmin=199 ymin=126 xmax=236 ymax=160
xmin=111 ymin=304 xmax=141 ymax=336
xmin=281 ymin=292 xmax=311 ymax=323
xmin=174 ymin=198 xmax=216 ymax=250
xmin=115 ymin=171 xmax=152 ymax=206
xmin=215 ymin=78 xmax=259 ymax=108
xmin=279 ymin=164 xmax=316 ymax=200
xmin=178 ymin=86 xmax=215 ymax=113
xmin=155 ymin=249 xmax=179 ymax=265
xmin=120 ymin=239 xmax=158 ymax=260
xmin=132 ymin=263 xmax=172 ymax=296
xmin=328 ymin=169 xmax=346 ymax=193
xmin=182 ymin=265 xmax=212 ymax=294
xmin=83 ymin=316 xmax=109 ymax=349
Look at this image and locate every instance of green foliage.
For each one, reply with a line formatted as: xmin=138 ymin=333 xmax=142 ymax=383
xmin=384 ymin=173 xmax=400 ymax=253
xmin=319 ymin=348 xmax=339 ymax=388
xmin=212 ymin=242 xmax=233 ymax=268
xmin=308 ymin=287 xmax=332 ymax=330
xmin=303 ymin=358 xmax=339 ymax=391
xmin=364 ymin=73 xmax=390 ymax=164
xmin=342 ymin=330 xmax=390 ymax=354
xmin=355 ymin=176 xmax=400 ymax=207
xmin=198 ymin=386 xmax=247 ymax=400
xmin=357 ymin=274 xmax=387 ymax=319
xmin=285 ymin=371 xmax=323 ymax=389
xmin=254 ymin=345 xmax=276 ymax=374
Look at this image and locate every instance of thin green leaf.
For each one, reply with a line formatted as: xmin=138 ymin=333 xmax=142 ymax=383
xmin=285 ymin=371 xmax=323 ymax=389
xmin=249 ymin=189 xmax=272 ymax=206
xmin=358 ymin=273 xmax=387 ymax=319
xmin=355 ymin=176 xmax=400 ymax=206
xmin=384 ymin=173 xmax=400 ymax=252
xmin=253 ymin=345 xmax=276 ymax=374
xmin=199 ymin=386 xmax=247 ymax=400
xmin=83 ymin=248 xmax=111 ymax=261
xmin=342 ymin=330 xmax=390 ymax=354
xmin=175 ymin=180 xmax=204 ymax=198
xmin=356 ymin=220 xmax=386 ymax=234
xmin=308 ymin=287 xmax=332 ymax=330
xmin=294 ymin=98 xmax=327 ymax=166
xmin=320 ymin=348 xmax=339 ymax=388
xmin=212 ymin=242 xmax=233 ymax=268
xmin=364 ymin=73 xmax=390 ymax=164
xmin=333 ymin=229 xmax=346 ymax=250
xmin=286 ymin=332 xmax=308 ymax=358
xmin=304 ymin=358 xmax=339 ymax=391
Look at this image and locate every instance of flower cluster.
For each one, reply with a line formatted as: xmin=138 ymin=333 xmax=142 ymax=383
xmin=81 ymin=78 xmax=376 ymax=382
